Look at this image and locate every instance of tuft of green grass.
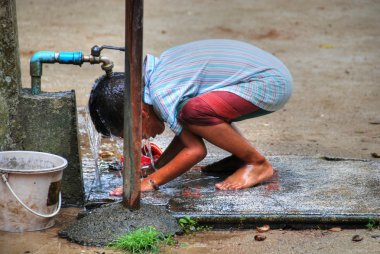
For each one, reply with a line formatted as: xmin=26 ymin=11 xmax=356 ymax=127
xmin=238 ymin=215 xmax=246 ymax=229
xmin=108 ymin=226 xmax=175 ymax=254
xmin=366 ymin=217 xmax=378 ymax=230
xmin=178 ymin=216 xmax=211 ymax=234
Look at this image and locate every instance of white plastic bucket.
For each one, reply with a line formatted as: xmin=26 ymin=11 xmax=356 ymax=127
xmin=0 ymin=151 xmax=67 ymax=232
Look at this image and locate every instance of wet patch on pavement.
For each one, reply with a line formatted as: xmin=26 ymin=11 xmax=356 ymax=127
xmin=167 ymin=156 xmax=380 ymax=226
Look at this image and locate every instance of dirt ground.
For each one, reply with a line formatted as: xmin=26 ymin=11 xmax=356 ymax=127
xmin=1 ymin=207 xmax=380 ymax=254
xmin=2 ymin=0 xmax=379 ymax=253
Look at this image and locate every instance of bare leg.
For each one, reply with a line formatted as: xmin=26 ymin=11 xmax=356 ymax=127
xmin=185 ymin=123 xmax=273 ymax=190
xmin=201 ymin=155 xmax=244 ymax=174
xmin=155 ymin=136 xmax=185 ymax=169
xmin=200 ymin=124 xmax=245 ymax=174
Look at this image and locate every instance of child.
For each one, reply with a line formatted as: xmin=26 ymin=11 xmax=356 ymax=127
xmin=89 ymin=39 xmax=292 ymax=195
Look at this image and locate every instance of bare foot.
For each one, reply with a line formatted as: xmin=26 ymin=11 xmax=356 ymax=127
xmin=215 ymin=160 xmax=274 ymax=190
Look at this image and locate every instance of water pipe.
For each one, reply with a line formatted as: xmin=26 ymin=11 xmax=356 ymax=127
xmin=30 ymin=46 xmax=124 ymax=95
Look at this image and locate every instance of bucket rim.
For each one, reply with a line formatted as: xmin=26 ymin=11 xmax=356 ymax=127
xmin=0 ymin=150 xmax=68 ymax=174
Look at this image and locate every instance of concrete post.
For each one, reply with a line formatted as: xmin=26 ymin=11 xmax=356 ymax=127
xmin=18 ymin=90 xmax=84 ymax=206
xmin=0 ymin=0 xmax=84 ymax=206
xmin=0 ymin=0 xmax=22 ymax=150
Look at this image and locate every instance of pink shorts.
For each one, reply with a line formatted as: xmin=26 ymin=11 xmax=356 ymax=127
xmin=178 ymin=91 xmax=268 ymax=126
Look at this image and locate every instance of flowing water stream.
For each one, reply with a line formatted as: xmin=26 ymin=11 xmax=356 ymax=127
xmin=142 ymin=138 xmax=158 ymax=171
xmin=79 ymin=109 xmax=160 ymax=204
xmin=84 ymin=108 xmax=102 ymax=188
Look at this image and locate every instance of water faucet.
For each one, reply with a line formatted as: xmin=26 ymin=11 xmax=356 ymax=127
xmin=30 ymin=45 xmax=125 ymax=95
xmin=82 ymin=45 xmax=126 ymax=79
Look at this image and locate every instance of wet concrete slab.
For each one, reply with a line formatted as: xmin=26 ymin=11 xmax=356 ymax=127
xmin=84 ymin=155 xmax=380 ymax=227
xmin=167 ymin=156 xmax=380 ymax=226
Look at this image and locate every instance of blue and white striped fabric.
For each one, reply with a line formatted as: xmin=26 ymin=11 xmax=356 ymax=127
xmin=143 ymin=39 xmax=293 ymax=135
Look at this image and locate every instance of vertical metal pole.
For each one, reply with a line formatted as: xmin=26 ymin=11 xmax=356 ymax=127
xmin=123 ymin=0 xmax=143 ymax=209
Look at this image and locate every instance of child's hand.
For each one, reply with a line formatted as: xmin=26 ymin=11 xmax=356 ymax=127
xmin=109 ymin=187 xmax=123 ymax=196
xmin=141 ymin=178 xmax=156 ymax=191
xmin=109 ymin=177 xmax=157 ymax=196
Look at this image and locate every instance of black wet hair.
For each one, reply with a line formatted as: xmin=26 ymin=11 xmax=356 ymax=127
xmin=88 ymin=72 xmax=125 ymax=137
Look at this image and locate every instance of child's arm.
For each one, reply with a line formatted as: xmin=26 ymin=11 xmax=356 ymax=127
xmin=155 ymin=136 xmax=184 ymax=168
xmin=141 ymin=129 xmax=206 ymax=191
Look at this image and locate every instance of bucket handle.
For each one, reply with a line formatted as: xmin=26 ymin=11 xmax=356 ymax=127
xmin=1 ymin=173 xmax=61 ymax=218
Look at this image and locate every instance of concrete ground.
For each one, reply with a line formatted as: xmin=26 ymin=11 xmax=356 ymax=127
xmin=1 ymin=0 xmax=379 ymax=253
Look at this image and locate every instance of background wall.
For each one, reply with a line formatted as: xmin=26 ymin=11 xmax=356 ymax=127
xmin=16 ymin=0 xmax=380 ymax=159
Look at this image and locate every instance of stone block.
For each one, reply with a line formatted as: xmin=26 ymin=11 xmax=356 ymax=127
xmin=18 ymin=89 xmax=84 ymax=206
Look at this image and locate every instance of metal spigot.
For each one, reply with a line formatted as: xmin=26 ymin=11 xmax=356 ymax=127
xmin=90 ymin=45 xmax=125 ymax=57
xmin=84 ymin=45 xmax=126 ymax=78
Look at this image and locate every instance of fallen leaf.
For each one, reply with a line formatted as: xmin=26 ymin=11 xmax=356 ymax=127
xmin=319 ymin=43 xmax=334 ymax=49
xmin=352 ymin=235 xmax=363 ymax=242
xmin=99 ymin=150 xmax=114 ymax=159
xmin=328 ymin=227 xmax=342 ymax=232
xmin=254 ymin=235 xmax=267 ymax=241
xmin=256 ymin=225 xmax=270 ymax=233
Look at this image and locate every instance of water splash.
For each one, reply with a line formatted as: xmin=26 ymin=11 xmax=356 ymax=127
xmin=110 ymin=135 xmax=124 ymax=159
xmin=85 ymin=108 xmax=102 ymax=187
xmin=142 ymin=138 xmax=157 ymax=171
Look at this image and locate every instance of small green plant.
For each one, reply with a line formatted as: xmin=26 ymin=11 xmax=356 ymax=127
xmin=366 ymin=217 xmax=378 ymax=230
xmin=178 ymin=216 xmax=210 ymax=234
xmin=238 ymin=215 xmax=246 ymax=229
xmin=108 ymin=226 xmax=175 ymax=254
